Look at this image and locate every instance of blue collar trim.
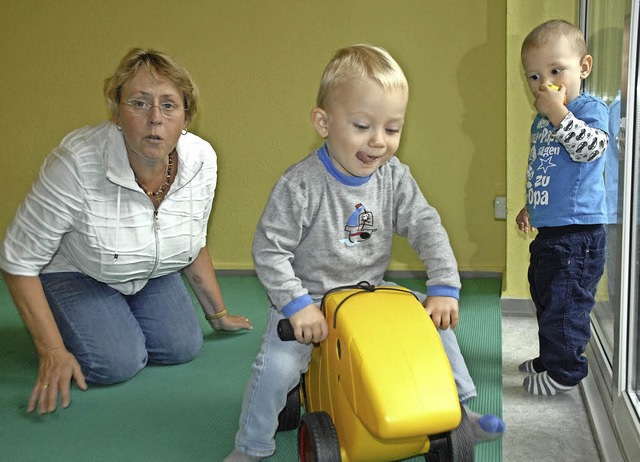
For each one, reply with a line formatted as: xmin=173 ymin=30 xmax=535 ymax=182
xmin=317 ymin=144 xmax=371 ymax=186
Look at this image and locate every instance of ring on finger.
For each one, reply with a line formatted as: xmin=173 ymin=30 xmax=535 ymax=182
xmin=42 ymin=383 xmax=49 ymax=390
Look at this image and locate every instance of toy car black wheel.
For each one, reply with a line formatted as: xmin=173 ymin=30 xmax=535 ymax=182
xmin=298 ymin=411 xmax=342 ymax=462
xmin=277 ymin=384 xmax=301 ymax=432
xmin=424 ymin=405 xmax=475 ymax=462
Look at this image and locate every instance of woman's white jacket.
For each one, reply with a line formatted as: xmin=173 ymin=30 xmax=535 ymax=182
xmin=0 ymin=122 xmax=217 ymax=295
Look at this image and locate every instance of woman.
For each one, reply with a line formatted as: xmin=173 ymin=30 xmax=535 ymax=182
xmin=0 ymin=48 xmax=252 ymax=414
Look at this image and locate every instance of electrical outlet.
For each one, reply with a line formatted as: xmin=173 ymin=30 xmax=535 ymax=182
xmin=494 ymin=196 xmax=507 ymax=220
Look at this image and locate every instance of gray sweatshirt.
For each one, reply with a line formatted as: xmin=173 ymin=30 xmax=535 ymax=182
xmin=252 ymin=145 xmax=460 ymax=317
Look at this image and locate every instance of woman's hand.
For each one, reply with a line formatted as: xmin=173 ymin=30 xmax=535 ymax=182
xmin=29 ymin=347 xmax=87 ymax=414
xmin=208 ymin=311 xmax=253 ymax=332
xmin=1 ymin=273 xmax=88 ymax=414
xmin=182 ymin=247 xmax=253 ymax=333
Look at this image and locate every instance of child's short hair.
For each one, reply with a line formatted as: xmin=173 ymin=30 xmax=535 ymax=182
xmin=316 ymin=44 xmax=408 ymax=108
xmin=521 ymin=19 xmax=587 ymax=58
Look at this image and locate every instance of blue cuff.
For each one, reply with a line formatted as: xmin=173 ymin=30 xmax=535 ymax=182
xmin=426 ymin=285 xmax=460 ymax=300
xmin=282 ymin=294 xmax=315 ymax=317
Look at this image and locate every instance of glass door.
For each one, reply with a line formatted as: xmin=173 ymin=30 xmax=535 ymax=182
xmin=583 ymin=0 xmax=640 ymax=458
xmin=620 ymin=0 xmax=640 ymax=434
xmin=584 ymin=0 xmax=627 ymax=373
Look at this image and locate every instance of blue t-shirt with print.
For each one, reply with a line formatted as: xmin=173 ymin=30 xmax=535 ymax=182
xmin=526 ymin=92 xmax=609 ymax=228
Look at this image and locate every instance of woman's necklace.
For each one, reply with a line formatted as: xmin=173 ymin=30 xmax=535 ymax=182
xmin=135 ymin=151 xmax=175 ymax=202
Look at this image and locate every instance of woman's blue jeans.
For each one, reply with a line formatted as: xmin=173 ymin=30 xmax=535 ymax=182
xmin=40 ymin=271 xmax=203 ymax=384
xmin=528 ymin=225 xmax=606 ymax=386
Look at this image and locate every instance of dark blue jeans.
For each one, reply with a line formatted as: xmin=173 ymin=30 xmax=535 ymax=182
xmin=528 ymin=224 xmax=606 ymax=386
xmin=40 ymin=272 xmax=203 ymax=385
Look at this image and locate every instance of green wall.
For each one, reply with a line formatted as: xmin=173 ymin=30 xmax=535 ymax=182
xmin=1 ymin=1 xmax=516 ymax=274
xmin=504 ymin=0 xmax=577 ymax=299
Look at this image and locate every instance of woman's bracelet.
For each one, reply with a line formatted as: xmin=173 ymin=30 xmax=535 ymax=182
xmin=205 ymin=308 xmax=228 ymax=321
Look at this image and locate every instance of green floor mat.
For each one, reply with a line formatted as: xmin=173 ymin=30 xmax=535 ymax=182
xmin=388 ymin=278 xmax=503 ymax=462
xmin=0 ymin=276 xmax=502 ymax=461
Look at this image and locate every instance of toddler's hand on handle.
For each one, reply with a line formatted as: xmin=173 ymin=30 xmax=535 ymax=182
xmin=288 ymin=304 xmax=328 ymax=344
xmin=424 ymin=296 xmax=459 ymax=330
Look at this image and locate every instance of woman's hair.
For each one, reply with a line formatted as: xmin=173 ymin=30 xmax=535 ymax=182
xmin=521 ymin=19 xmax=587 ymax=58
xmin=103 ymin=48 xmax=199 ymax=123
xmin=316 ymin=44 xmax=408 ymax=108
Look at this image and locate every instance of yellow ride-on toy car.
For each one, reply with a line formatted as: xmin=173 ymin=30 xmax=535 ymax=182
xmin=277 ymin=282 xmax=474 ymax=462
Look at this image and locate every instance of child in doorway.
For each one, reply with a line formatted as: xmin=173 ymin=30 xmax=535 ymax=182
xmin=516 ymin=20 xmax=609 ymax=395
xmin=225 ymin=44 xmax=505 ymax=461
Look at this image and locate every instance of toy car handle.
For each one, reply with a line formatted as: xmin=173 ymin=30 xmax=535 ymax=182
xmin=277 ymin=319 xmax=296 ymax=341
xmin=277 ymin=283 xmax=416 ymax=341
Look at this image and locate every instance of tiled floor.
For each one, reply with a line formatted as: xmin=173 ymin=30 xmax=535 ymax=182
xmin=502 ymin=315 xmax=601 ymax=462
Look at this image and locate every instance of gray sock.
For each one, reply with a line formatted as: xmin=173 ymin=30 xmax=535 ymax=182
xmin=523 ymin=371 xmax=575 ymax=396
xmin=463 ymin=405 xmax=506 ymax=442
xmin=518 ymin=358 xmax=545 ymax=373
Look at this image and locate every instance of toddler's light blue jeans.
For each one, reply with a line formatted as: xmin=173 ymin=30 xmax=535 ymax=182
xmin=40 ymin=271 xmax=203 ymax=384
xmin=234 ymin=287 xmax=477 ymax=458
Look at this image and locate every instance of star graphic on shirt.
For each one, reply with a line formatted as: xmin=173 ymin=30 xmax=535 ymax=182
xmin=537 ymin=156 xmax=557 ymax=174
